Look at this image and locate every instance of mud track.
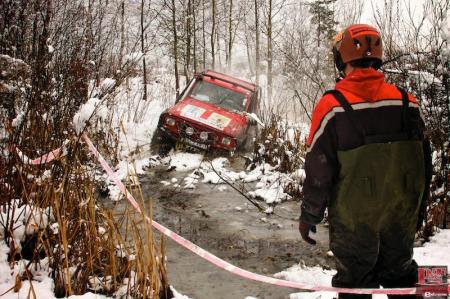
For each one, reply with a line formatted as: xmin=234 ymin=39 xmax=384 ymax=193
xmin=113 ymin=157 xmax=333 ymax=299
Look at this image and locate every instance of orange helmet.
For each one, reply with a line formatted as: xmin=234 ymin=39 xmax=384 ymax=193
xmin=332 ymin=24 xmax=383 ymax=71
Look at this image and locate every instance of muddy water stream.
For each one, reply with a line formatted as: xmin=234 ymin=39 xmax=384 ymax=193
xmin=107 ymin=157 xmax=333 ymax=299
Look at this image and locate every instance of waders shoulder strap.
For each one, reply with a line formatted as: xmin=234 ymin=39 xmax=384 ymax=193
xmin=324 ymin=89 xmax=366 ymax=143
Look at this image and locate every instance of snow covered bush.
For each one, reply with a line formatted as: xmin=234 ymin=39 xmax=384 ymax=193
xmin=250 ymin=114 xmax=308 ymax=199
xmin=251 ymin=115 xmax=307 ymax=174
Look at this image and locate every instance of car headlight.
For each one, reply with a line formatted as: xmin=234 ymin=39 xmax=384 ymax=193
xmin=165 ymin=117 xmax=176 ymax=126
xmin=199 ymin=131 xmax=208 ymax=141
xmin=185 ymin=126 xmax=194 ymax=135
xmin=222 ymin=137 xmax=231 ymax=145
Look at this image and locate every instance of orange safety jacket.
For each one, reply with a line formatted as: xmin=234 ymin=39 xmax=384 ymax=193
xmin=300 ymin=67 xmax=432 ymax=226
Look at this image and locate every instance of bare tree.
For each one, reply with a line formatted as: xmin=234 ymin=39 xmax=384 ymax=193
xmin=170 ymin=0 xmax=180 ymax=98
xmin=334 ymin=0 xmax=364 ymax=27
xmin=267 ymin=0 xmax=273 ymax=100
xmin=227 ymin=0 xmax=233 ymax=70
xmin=255 ymin=0 xmax=260 ymax=86
xmin=119 ymin=1 xmax=125 ymax=67
xmin=211 ymin=0 xmax=216 ymax=69
xmin=202 ymin=0 xmax=207 ymax=70
xmin=192 ymin=0 xmax=198 ymax=72
xmin=141 ymin=0 xmax=148 ymax=101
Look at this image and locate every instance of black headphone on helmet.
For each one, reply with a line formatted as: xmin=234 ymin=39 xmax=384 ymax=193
xmin=333 ymin=46 xmax=346 ymax=72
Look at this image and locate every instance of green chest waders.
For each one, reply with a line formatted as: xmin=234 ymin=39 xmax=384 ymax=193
xmin=325 ymin=89 xmax=426 ymax=298
xmin=332 ymin=140 xmax=425 ymax=234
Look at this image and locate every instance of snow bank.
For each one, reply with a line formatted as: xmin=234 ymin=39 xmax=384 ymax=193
xmin=107 ymin=157 xmax=158 ymax=201
xmin=100 ymin=78 xmax=116 ymax=93
xmin=170 ymin=286 xmax=192 ymax=299
xmin=414 ymin=229 xmax=450 ymax=267
xmin=247 ymin=165 xmax=293 ymax=204
xmin=168 ymin=152 xmax=204 ymax=172
xmin=73 ymin=97 xmax=108 ymax=134
xmin=152 ymin=153 xmax=300 ymax=205
xmin=156 ymin=155 xmax=300 ymax=204
xmin=275 ymin=265 xmax=336 ymax=286
xmin=84 ymin=74 xmax=176 ymax=200
xmin=275 ymin=264 xmax=336 ymax=299
xmin=0 ymin=200 xmax=53 ymax=253
xmin=198 ymin=158 xmax=295 ymax=204
xmin=109 ymin=75 xmax=176 ymax=161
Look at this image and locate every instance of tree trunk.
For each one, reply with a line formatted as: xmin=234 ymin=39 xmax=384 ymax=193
xmin=254 ymin=0 xmax=260 ymax=87
xmin=192 ymin=0 xmax=197 ymax=73
xmin=316 ymin=10 xmax=321 ymax=76
xmin=227 ymin=0 xmax=233 ymax=70
xmin=140 ymin=0 xmax=148 ymax=101
xmin=267 ymin=0 xmax=273 ymax=100
xmin=185 ymin=0 xmax=192 ymax=79
xmin=216 ymin=18 xmax=222 ymax=68
xmin=211 ymin=0 xmax=216 ymax=69
xmin=244 ymin=22 xmax=254 ymax=75
xmin=171 ymin=0 xmax=180 ymax=99
xmin=202 ymin=0 xmax=206 ymax=70
xmin=119 ymin=1 xmax=125 ymax=67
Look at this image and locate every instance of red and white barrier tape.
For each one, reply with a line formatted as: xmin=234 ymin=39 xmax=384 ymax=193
xmin=14 ymin=142 xmax=67 ymax=165
xmin=82 ymin=133 xmax=439 ymax=296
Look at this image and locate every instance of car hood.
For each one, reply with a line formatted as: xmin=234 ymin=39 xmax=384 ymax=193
xmin=168 ymin=97 xmax=247 ymax=137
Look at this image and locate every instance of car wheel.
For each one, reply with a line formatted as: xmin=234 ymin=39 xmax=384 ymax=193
xmin=151 ymin=128 xmax=175 ymax=157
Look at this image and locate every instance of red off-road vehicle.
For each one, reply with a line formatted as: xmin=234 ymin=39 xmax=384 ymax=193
xmin=153 ymin=70 xmax=260 ymax=154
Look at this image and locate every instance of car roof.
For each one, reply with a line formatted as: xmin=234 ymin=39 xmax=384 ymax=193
xmin=202 ymin=70 xmax=257 ymax=93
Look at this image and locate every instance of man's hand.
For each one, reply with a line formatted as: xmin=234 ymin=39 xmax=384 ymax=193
xmin=299 ymin=220 xmax=317 ymax=245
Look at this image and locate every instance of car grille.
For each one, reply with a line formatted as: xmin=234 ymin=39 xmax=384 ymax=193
xmin=179 ymin=121 xmax=213 ymax=142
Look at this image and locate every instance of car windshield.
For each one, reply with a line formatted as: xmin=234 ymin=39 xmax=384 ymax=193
xmin=189 ymin=81 xmax=247 ymax=111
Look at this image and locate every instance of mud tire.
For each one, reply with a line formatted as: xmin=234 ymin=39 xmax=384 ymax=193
xmin=151 ymin=128 xmax=175 ymax=157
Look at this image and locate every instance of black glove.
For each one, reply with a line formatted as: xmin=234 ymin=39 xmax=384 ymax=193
xmin=299 ymin=220 xmax=317 ymax=245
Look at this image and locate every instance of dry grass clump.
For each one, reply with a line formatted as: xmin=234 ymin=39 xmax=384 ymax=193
xmin=0 ymin=55 xmax=170 ymax=298
xmin=1 ymin=137 xmax=171 ymax=298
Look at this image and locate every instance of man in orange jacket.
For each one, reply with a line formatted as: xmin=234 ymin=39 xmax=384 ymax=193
xmin=299 ymin=24 xmax=432 ymax=299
